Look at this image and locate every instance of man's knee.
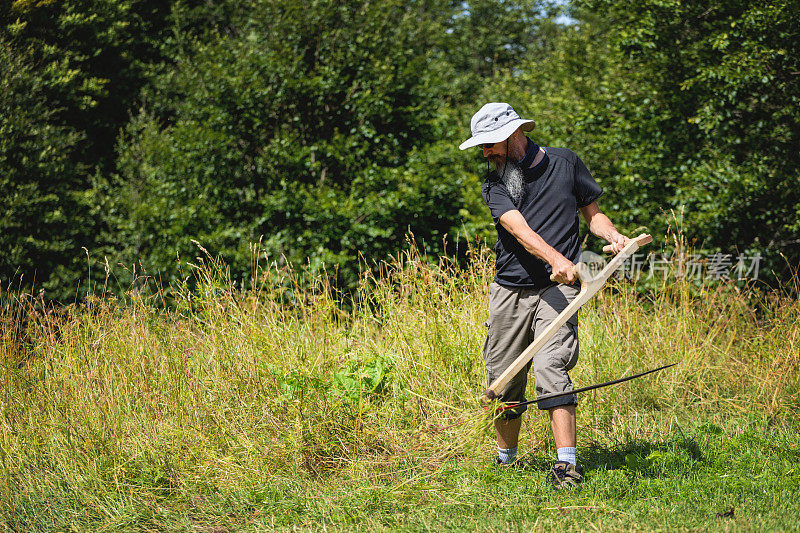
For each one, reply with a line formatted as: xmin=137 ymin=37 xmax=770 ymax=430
xmin=533 ymin=352 xmax=578 ymax=410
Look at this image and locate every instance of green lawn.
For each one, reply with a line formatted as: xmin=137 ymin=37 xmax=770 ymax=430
xmin=136 ymin=415 xmax=795 ymax=532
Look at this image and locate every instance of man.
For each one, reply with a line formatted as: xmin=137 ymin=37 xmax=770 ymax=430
xmin=459 ymin=102 xmax=630 ymax=489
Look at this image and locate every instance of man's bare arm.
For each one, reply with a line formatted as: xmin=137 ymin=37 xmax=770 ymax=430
xmin=579 ymin=201 xmax=629 ymax=253
xmin=498 ymin=210 xmax=577 ymax=284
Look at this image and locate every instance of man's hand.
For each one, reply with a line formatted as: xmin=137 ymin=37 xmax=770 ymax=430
xmin=550 ymin=255 xmax=577 ymax=284
xmin=606 ymin=234 xmax=631 ymax=254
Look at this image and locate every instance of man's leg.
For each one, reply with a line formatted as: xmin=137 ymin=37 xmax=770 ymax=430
xmin=483 ymin=283 xmax=536 ymax=464
xmin=495 ymin=417 xmax=523 ymax=449
xmin=532 ymin=283 xmax=581 ymax=471
xmin=549 ymin=404 xmax=576 ymax=448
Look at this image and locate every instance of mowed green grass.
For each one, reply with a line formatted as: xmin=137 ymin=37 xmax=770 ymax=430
xmin=1 ymin=245 xmax=799 ymax=531
xmin=251 ymin=417 xmax=800 ymax=532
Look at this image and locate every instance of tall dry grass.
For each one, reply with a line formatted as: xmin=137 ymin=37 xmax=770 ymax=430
xmin=0 ymin=238 xmax=798 ymax=527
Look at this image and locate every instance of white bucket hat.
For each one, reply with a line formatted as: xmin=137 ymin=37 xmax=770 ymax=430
xmin=458 ymin=102 xmax=535 ymax=150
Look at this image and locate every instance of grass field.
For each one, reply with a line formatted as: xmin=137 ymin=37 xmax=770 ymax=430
xmin=1 ymin=241 xmax=799 ymax=531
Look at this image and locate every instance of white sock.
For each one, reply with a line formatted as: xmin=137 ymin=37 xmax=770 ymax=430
xmin=497 ymin=446 xmax=517 ymax=464
xmin=557 ymin=447 xmax=577 ymax=466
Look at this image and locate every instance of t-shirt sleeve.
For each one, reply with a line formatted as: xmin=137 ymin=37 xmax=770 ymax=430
xmin=481 ymin=180 xmax=518 ymax=223
xmin=573 ymin=156 xmax=603 ymax=208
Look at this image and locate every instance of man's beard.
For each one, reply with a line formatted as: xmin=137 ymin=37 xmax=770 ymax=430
xmin=496 ymin=161 xmax=526 ymax=204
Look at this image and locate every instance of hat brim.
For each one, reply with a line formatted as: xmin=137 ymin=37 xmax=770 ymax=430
xmin=458 ymin=118 xmax=535 ymax=150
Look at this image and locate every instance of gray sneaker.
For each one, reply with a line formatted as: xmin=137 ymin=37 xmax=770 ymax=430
xmin=494 ymin=456 xmax=513 ymax=468
xmin=549 ymin=461 xmax=583 ymax=489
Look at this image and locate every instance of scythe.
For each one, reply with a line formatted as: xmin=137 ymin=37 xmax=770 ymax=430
xmin=478 ymin=233 xmax=667 ymax=405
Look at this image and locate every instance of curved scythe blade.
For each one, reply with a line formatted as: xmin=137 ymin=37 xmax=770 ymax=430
xmin=494 ymin=362 xmax=677 ymax=412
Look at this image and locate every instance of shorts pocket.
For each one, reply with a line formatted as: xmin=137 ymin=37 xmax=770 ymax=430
xmin=563 ymin=322 xmax=580 ymax=371
xmin=481 ymin=318 xmax=493 ymax=366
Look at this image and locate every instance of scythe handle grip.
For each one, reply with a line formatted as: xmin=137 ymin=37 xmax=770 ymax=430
xmin=549 ymin=262 xmax=592 ymax=284
xmin=603 ymin=234 xmax=653 ymax=254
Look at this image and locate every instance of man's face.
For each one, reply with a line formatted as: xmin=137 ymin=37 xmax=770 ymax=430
xmin=482 ymin=139 xmax=509 ymax=168
xmin=483 ymin=137 xmax=526 ymax=204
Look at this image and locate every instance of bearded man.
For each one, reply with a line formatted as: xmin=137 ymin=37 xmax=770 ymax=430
xmin=459 ymin=102 xmax=630 ymax=489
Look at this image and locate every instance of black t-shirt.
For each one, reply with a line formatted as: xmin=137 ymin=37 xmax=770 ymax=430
xmin=481 ymin=145 xmax=603 ymax=288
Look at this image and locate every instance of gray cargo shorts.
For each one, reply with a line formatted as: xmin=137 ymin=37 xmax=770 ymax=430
xmin=482 ymin=281 xmax=580 ymax=419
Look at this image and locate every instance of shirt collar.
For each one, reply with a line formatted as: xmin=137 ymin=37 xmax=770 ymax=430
xmin=516 ymin=138 xmax=538 ymax=168
xmin=518 ymin=138 xmax=548 ymax=181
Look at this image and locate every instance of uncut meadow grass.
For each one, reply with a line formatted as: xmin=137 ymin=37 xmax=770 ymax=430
xmin=1 ymin=240 xmax=799 ymax=531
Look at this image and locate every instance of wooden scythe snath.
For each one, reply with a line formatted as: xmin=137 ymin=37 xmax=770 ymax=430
xmin=479 ymin=233 xmax=653 ymax=404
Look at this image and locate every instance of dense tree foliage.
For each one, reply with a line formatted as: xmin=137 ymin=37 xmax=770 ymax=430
xmin=0 ymin=0 xmax=171 ymax=299
xmin=0 ymin=0 xmax=171 ymax=166
xmin=582 ymin=0 xmax=800 ymax=271
xmin=519 ymin=2 xmax=798 ymax=270
xmin=105 ymin=0 xmax=548 ymax=291
xmin=1 ymin=0 xmax=798 ymax=300
xmin=0 ymin=41 xmax=88 ymax=294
